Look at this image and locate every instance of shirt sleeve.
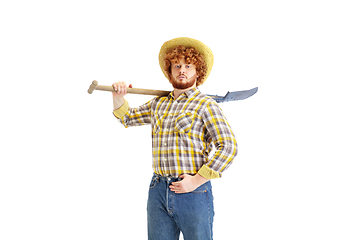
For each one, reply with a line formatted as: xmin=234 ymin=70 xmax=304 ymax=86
xmin=198 ymin=101 xmax=238 ymax=179
xmin=113 ymin=100 xmax=130 ymax=118
xmin=113 ymin=99 xmax=152 ymax=128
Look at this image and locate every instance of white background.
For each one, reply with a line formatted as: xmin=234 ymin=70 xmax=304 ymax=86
xmin=1 ymin=0 xmax=359 ymax=239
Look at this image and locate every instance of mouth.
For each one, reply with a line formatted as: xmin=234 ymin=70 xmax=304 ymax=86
xmin=177 ymin=75 xmax=187 ymax=80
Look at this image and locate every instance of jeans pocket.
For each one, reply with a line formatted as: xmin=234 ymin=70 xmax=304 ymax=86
xmin=191 ymin=182 xmax=211 ymax=193
xmin=149 ymin=176 xmax=159 ymax=189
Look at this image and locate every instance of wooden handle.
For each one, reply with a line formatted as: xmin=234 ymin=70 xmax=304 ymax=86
xmin=88 ymin=80 xmax=171 ymax=97
xmin=88 ymin=80 xmax=98 ymax=94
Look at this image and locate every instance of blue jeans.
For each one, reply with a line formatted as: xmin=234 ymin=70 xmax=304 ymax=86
xmin=147 ymin=174 xmax=214 ymax=240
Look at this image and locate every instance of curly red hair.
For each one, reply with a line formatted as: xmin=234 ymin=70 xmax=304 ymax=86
xmin=164 ymin=45 xmax=208 ymax=87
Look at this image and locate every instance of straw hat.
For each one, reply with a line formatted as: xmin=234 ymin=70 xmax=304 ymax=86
xmin=158 ymin=37 xmax=214 ymax=83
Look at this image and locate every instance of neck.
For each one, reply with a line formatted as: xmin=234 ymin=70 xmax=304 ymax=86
xmin=173 ymin=85 xmax=196 ymax=99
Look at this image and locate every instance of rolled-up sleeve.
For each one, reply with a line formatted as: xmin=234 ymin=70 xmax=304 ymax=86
xmin=113 ymin=100 xmax=130 ymax=119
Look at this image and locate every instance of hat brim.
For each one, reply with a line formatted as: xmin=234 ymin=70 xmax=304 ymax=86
xmin=159 ymin=37 xmax=214 ymax=83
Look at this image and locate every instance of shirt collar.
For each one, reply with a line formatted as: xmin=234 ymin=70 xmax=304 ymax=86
xmin=168 ymin=87 xmax=199 ymax=100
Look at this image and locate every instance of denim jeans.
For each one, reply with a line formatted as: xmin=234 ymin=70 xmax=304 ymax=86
xmin=147 ymin=174 xmax=214 ymax=240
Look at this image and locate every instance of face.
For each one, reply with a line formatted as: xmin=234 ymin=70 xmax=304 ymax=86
xmin=170 ymin=58 xmax=198 ymax=89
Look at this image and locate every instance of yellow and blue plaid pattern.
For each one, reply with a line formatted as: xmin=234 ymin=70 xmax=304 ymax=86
xmin=113 ymin=88 xmax=237 ymax=179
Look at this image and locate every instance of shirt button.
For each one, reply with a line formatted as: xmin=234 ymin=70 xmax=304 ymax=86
xmin=164 ymin=143 xmax=167 ymax=146
xmin=164 ymin=158 xmax=167 ymax=161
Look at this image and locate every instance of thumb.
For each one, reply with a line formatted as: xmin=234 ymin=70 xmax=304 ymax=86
xmin=179 ymin=174 xmax=190 ymax=179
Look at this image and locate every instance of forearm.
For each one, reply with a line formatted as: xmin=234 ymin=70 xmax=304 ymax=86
xmin=201 ymin=102 xmax=238 ymax=178
xmin=203 ymin=140 xmax=237 ymax=178
xmin=112 ymin=81 xmax=132 ymax=110
xmin=113 ymin=99 xmax=152 ymax=128
xmin=113 ymin=95 xmax=125 ymax=110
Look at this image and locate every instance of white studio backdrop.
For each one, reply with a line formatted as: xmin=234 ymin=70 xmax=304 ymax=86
xmin=1 ymin=0 xmax=359 ymax=239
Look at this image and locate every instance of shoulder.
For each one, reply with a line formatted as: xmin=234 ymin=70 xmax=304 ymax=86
xmin=189 ymin=90 xmax=223 ymax=117
xmin=149 ymin=95 xmax=172 ymax=112
xmin=194 ymin=91 xmax=228 ymax=118
xmin=191 ymin=89 xmax=214 ymax=103
xmin=194 ymin=91 xmax=220 ymax=108
xmin=151 ymin=95 xmax=169 ymax=105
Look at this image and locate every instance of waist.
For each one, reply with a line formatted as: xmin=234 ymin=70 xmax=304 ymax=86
xmin=153 ymin=173 xmax=196 ymax=182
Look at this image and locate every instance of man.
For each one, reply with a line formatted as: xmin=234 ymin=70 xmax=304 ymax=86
xmin=112 ymin=37 xmax=237 ymax=240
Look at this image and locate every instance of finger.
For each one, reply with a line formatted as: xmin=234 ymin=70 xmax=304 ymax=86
xmin=113 ymin=84 xmax=119 ymax=93
xmin=120 ymin=85 xmax=125 ymax=94
xmin=170 ymin=186 xmax=177 ymax=192
xmin=170 ymin=184 xmax=180 ymax=190
xmin=171 ymin=182 xmax=181 ymax=187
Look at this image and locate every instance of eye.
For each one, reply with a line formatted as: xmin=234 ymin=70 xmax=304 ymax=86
xmin=186 ymin=65 xmax=191 ymax=68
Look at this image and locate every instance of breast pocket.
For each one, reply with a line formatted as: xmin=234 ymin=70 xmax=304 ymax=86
xmin=175 ymin=112 xmax=194 ymax=134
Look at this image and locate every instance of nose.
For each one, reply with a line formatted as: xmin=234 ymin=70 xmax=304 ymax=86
xmin=180 ymin=65 xmax=186 ymax=74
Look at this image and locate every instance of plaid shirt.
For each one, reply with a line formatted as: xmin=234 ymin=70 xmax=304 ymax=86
xmin=113 ymin=88 xmax=237 ymax=179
